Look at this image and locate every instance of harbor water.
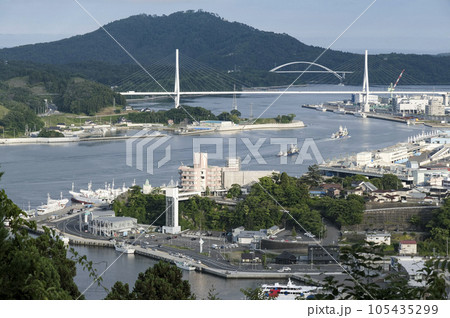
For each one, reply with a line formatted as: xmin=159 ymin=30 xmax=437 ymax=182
xmin=0 ymin=84 xmax=447 ymax=299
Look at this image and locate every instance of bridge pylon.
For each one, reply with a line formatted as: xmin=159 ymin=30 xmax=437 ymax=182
xmin=174 ymin=49 xmax=180 ymax=109
xmin=362 ymin=49 xmax=370 ymax=112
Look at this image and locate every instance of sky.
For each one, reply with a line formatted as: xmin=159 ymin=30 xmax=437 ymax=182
xmin=0 ymin=0 xmax=449 ymax=54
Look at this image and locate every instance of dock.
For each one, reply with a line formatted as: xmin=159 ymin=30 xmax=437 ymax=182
xmin=302 ymin=104 xmax=408 ymax=124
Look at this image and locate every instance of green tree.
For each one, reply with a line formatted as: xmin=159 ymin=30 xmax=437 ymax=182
xmin=300 ymin=165 xmax=323 ymax=188
xmin=0 ymin=169 xmax=91 ymax=299
xmin=226 ymin=184 xmax=242 ymax=198
xmin=105 ymin=261 xmax=195 ymax=300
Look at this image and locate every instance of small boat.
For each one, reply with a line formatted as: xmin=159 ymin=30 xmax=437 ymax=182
xmin=331 ymin=126 xmax=349 ymax=139
xmin=175 ymin=261 xmax=196 ymax=271
xmin=114 ymin=241 xmax=135 ymax=254
xmin=354 ymin=111 xmax=367 ymax=118
xmin=261 ymin=278 xmax=322 ymax=300
xmin=276 ymin=151 xmax=285 ymax=157
xmin=286 ymin=144 xmax=299 ymax=156
xmin=333 ymin=107 xmax=346 ymax=114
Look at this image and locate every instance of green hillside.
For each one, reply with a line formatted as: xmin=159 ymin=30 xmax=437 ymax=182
xmin=0 ymin=11 xmax=449 ymax=85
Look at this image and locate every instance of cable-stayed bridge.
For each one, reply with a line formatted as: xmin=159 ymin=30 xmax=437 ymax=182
xmin=118 ymin=49 xmax=449 ymax=110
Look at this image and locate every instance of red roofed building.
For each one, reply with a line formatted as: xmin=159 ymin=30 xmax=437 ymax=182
xmin=399 ymin=240 xmax=417 ymax=255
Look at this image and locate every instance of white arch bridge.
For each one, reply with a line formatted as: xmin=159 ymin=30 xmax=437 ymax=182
xmin=269 ymin=61 xmax=353 ymax=84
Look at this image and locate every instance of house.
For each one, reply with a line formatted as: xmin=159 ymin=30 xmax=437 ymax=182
xmin=391 ymin=256 xmax=425 ymax=287
xmin=366 ymin=233 xmax=391 ymax=246
xmin=275 ymin=251 xmax=297 ymax=265
xmin=267 ymin=225 xmax=281 ymax=236
xmin=232 ymin=227 xmax=267 ymax=245
xmin=326 ymin=187 xmax=341 ymax=198
xmin=399 ymin=240 xmax=417 ymax=255
xmin=308 ymin=245 xmax=340 ymax=264
xmin=241 ymin=251 xmax=264 ymax=263
xmin=309 ymin=188 xmax=326 ymax=197
xmin=321 ymin=183 xmax=343 ymax=191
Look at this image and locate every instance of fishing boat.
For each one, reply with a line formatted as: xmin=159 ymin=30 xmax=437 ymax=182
xmin=331 ymin=126 xmax=349 ymax=139
xmin=261 ymin=278 xmax=322 ymax=300
xmin=333 ymin=106 xmax=346 ymax=114
xmin=175 ymin=261 xmax=196 ymax=271
xmin=354 ymin=111 xmax=367 ymax=118
xmin=114 ymin=241 xmax=135 ymax=254
xmin=286 ymin=144 xmax=299 ymax=156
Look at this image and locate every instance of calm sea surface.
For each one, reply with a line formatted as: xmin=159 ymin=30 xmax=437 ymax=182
xmin=0 ymin=84 xmax=447 ymax=299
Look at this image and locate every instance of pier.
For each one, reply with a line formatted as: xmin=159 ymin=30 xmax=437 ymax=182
xmin=301 ymin=104 xmax=408 ymax=124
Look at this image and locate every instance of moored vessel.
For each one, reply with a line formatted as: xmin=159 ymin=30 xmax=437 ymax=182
xmin=354 ymin=111 xmax=367 ymax=118
xmin=36 ymin=193 xmax=69 ymax=216
xmin=70 ymin=181 xmax=131 ymax=206
xmin=175 ymin=261 xmax=196 ymax=271
xmin=114 ymin=241 xmax=135 ymax=254
xmin=261 ymin=278 xmax=322 ymax=300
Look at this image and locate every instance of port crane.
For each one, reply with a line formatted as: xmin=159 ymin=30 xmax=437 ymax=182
xmin=388 ymin=69 xmax=405 ymax=97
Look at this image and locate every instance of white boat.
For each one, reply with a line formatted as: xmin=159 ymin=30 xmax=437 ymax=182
xmin=114 ymin=241 xmax=135 ymax=254
xmin=70 ymin=181 xmax=131 ymax=206
xmin=331 ymin=126 xmax=349 ymax=139
xmin=36 ymin=193 xmax=69 ymax=216
xmin=276 ymin=151 xmax=286 ymax=157
xmin=261 ymin=278 xmax=322 ymax=300
xmin=333 ymin=107 xmax=346 ymax=114
xmin=175 ymin=261 xmax=196 ymax=271
xmin=354 ymin=111 xmax=367 ymax=118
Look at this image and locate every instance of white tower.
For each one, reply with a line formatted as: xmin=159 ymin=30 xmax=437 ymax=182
xmin=162 ymin=187 xmax=181 ymax=234
xmin=174 ymin=49 xmax=181 ymax=109
xmin=199 ymin=237 xmax=204 ymax=253
xmin=362 ymin=50 xmax=370 ymax=112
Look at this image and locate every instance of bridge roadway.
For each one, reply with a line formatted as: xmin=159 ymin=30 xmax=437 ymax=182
xmin=121 ymin=90 xmax=448 ymax=96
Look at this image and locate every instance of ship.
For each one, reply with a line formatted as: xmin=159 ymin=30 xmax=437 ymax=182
xmin=69 ymin=181 xmax=131 ymax=207
xmin=331 ymin=126 xmax=349 ymax=139
xmin=261 ymin=278 xmax=322 ymax=300
xmin=333 ymin=106 xmax=346 ymax=114
xmin=354 ymin=111 xmax=367 ymax=118
xmin=175 ymin=261 xmax=196 ymax=271
xmin=316 ymin=104 xmax=327 ymax=112
xmin=286 ymin=144 xmax=299 ymax=156
xmin=114 ymin=241 xmax=135 ymax=254
xmin=36 ymin=193 xmax=69 ymax=216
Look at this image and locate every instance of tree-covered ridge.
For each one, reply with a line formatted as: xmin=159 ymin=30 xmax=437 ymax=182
xmin=113 ymin=171 xmax=365 ymax=235
xmin=54 ymin=78 xmax=125 ymax=115
xmin=0 ymin=61 xmax=126 ymax=132
xmin=127 ymin=105 xmax=217 ymax=124
xmin=1 ymin=11 xmax=450 ymax=85
xmin=0 ymin=83 xmax=45 ymax=136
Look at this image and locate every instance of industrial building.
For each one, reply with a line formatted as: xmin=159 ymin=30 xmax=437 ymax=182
xmin=88 ymin=216 xmax=137 ymax=237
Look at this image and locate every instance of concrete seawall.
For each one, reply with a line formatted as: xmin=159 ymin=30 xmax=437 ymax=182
xmin=0 ymin=137 xmax=80 ymax=145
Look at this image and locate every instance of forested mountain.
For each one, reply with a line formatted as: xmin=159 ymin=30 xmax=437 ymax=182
xmin=1 ymin=10 xmax=449 ymax=85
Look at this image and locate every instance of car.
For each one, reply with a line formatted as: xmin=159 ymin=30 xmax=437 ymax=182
xmin=144 ymin=234 xmax=149 ymax=238
xmin=166 ymin=237 xmax=172 ymax=240
xmin=191 ymin=237 xmax=197 ymax=241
